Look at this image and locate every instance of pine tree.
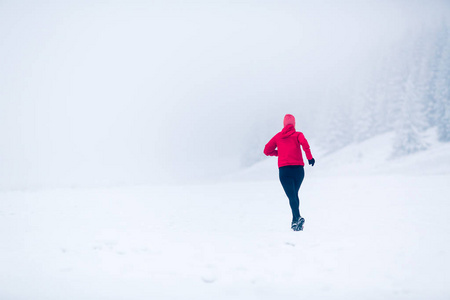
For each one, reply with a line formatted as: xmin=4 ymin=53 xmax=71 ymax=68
xmin=411 ymin=29 xmax=438 ymax=131
xmin=354 ymin=95 xmax=376 ymax=142
xmin=382 ymin=38 xmax=412 ymax=132
xmin=315 ymin=86 xmax=355 ymax=153
xmin=393 ymin=73 xmax=428 ymax=156
xmin=425 ymin=22 xmax=449 ymax=128
xmin=434 ymin=23 xmax=450 ymax=142
xmin=322 ymin=103 xmax=354 ymax=153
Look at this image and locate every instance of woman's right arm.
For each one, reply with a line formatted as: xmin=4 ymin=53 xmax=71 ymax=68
xmin=264 ymin=135 xmax=278 ymax=156
xmin=298 ymin=133 xmax=314 ymax=166
xmin=298 ymin=133 xmax=313 ymax=160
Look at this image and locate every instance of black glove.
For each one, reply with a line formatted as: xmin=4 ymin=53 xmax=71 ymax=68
xmin=308 ymin=158 xmax=315 ymax=167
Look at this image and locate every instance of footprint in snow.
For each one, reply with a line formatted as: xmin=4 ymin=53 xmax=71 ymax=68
xmin=201 ymin=275 xmax=217 ymax=283
xmin=201 ymin=265 xmax=218 ymax=283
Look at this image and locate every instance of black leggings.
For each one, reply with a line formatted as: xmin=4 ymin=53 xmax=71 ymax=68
xmin=279 ymin=165 xmax=305 ymax=222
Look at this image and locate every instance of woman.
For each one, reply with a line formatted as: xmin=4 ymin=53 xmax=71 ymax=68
xmin=264 ymin=114 xmax=315 ymax=231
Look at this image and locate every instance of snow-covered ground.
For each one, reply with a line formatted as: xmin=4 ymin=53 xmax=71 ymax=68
xmin=1 ymin=131 xmax=450 ymax=300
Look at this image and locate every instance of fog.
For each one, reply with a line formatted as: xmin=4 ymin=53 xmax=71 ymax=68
xmin=1 ymin=0 xmax=448 ymax=190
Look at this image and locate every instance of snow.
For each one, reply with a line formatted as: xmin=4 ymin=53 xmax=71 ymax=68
xmin=1 ymin=131 xmax=450 ymax=299
xmin=235 ymin=127 xmax=450 ymax=182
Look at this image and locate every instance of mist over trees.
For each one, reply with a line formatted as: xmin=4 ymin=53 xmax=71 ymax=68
xmin=252 ymin=19 xmax=450 ymax=165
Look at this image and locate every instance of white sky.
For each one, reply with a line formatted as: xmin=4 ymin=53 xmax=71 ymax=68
xmin=1 ymin=0 xmax=449 ymax=189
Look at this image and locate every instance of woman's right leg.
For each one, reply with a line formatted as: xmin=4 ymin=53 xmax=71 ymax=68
xmin=294 ymin=166 xmax=305 ymax=217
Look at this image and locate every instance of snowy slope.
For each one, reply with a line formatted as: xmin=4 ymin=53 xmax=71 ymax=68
xmin=231 ymin=128 xmax=450 ymax=181
xmin=313 ymin=128 xmax=450 ymax=176
xmin=1 ymin=130 xmax=450 ymax=300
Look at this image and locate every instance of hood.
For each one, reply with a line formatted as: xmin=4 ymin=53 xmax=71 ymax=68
xmin=283 ymin=114 xmax=296 ymax=127
xmin=280 ymin=124 xmax=296 ymax=138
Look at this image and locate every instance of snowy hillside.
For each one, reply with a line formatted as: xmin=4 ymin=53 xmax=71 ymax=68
xmin=232 ymin=127 xmax=450 ymax=182
xmin=1 ymin=131 xmax=450 ymax=300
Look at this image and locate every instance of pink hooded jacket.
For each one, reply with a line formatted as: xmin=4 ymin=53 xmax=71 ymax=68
xmin=264 ymin=115 xmax=313 ymax=168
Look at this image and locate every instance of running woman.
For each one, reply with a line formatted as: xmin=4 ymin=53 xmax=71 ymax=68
xmin=264 ymin=114 xmax=315 ymax=231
